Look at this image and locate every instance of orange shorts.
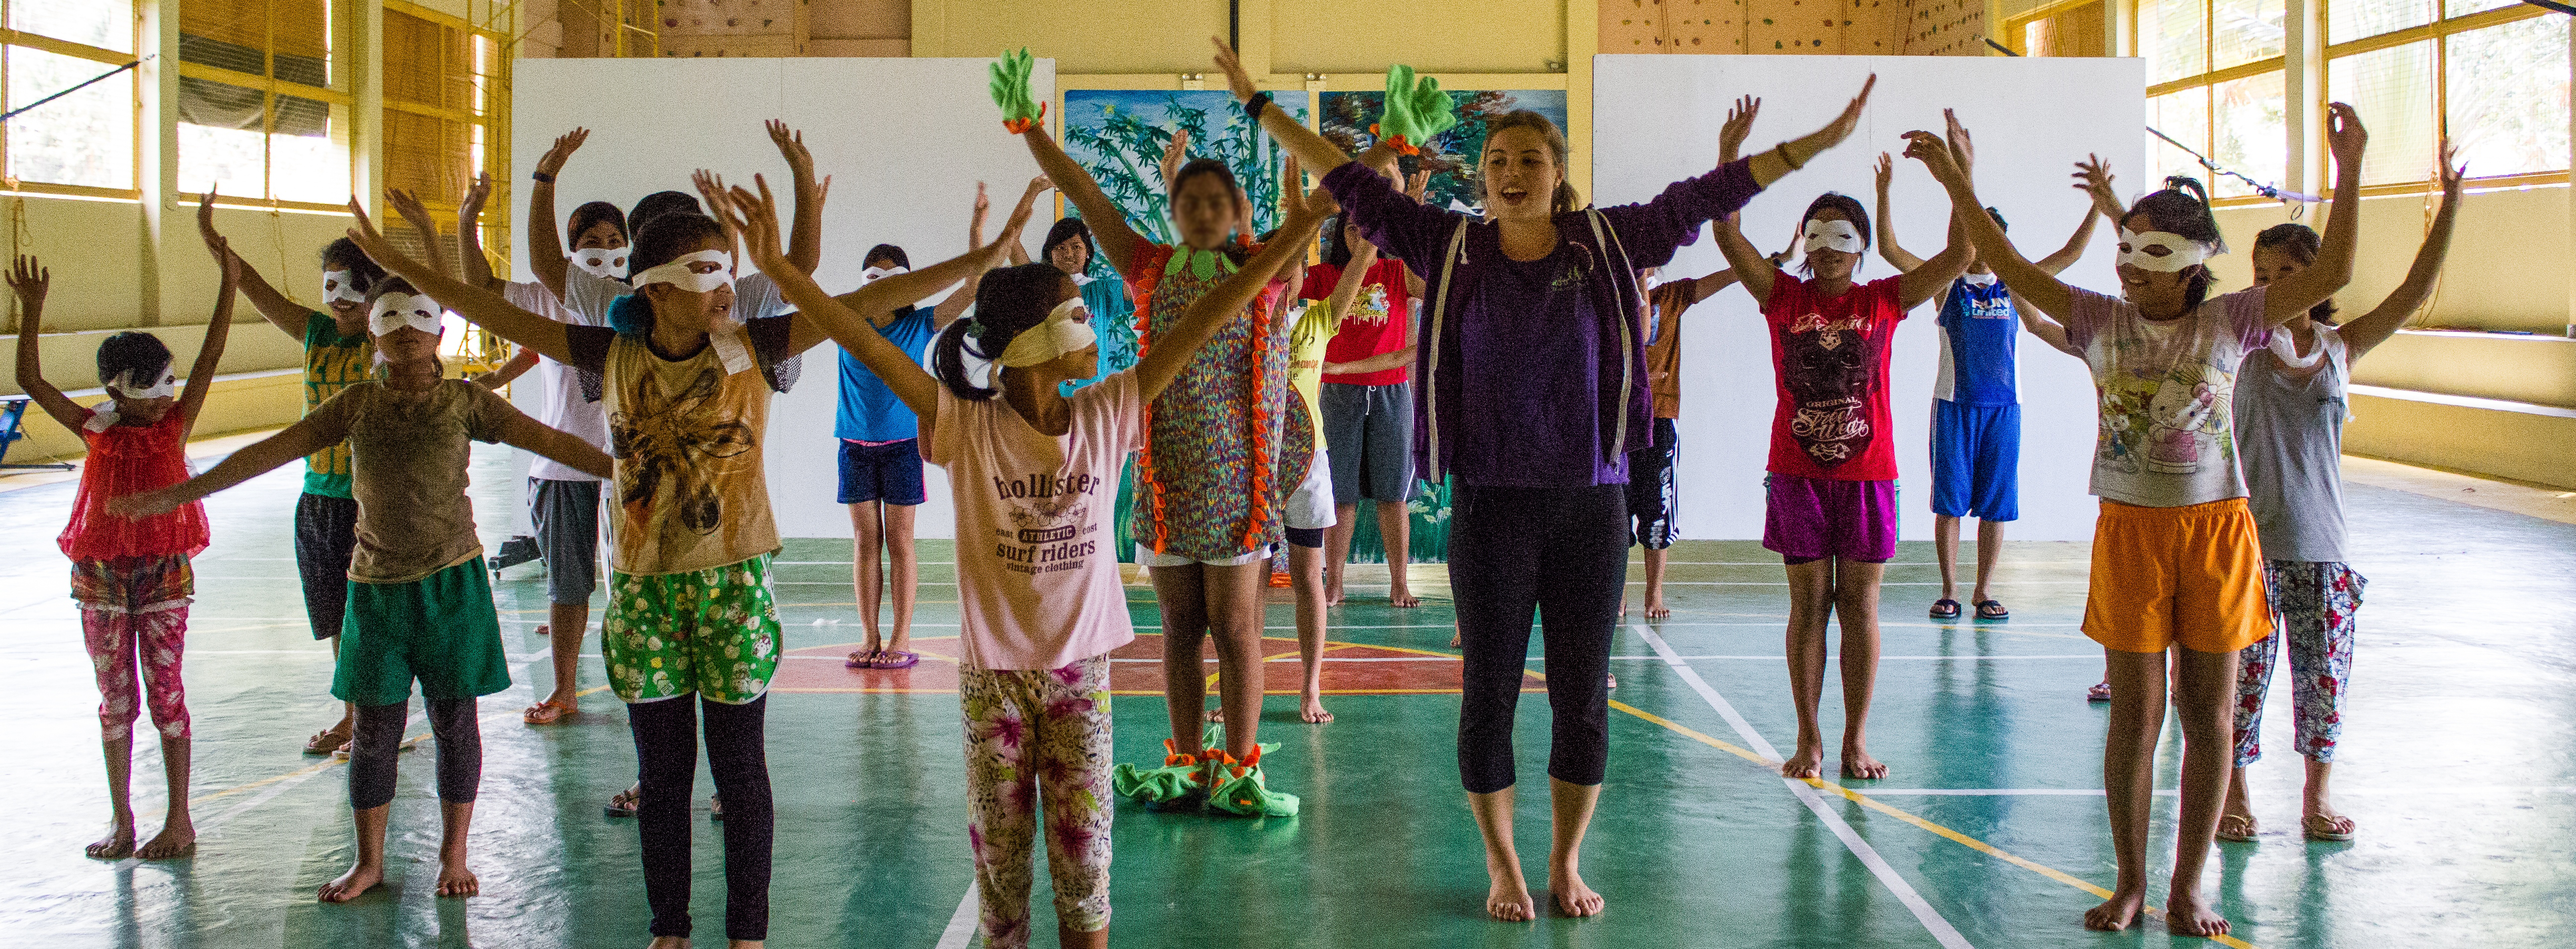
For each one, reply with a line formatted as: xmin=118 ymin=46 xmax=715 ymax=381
xmin=2083 ymin=497 xmax=2273 ymax=655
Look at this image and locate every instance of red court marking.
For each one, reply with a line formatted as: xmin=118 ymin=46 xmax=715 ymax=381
xmin=770 ymin=634 xmax=1544 ymax=695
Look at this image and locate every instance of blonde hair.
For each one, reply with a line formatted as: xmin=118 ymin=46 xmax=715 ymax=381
xmin=1479 ymin=110 xmax=1581 ymax=214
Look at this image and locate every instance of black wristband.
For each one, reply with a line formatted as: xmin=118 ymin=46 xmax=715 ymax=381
xmin=532 ymin=171 xmax=556 ymax=184
xmin=1245 ymin=92 xmax=1273 ymax=123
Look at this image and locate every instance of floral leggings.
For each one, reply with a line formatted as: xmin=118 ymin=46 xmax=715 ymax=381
xmin=962 ymin=654 xmax=1115 ymax=949
xmin=2233 ymin=559 xmax=2365 ymax=768
xmin=74 ymin=555 xmax=194 ymax=740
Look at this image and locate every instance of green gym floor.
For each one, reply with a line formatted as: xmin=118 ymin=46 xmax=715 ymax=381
xmin=3 ymin=444 xmax=2572 ymax=949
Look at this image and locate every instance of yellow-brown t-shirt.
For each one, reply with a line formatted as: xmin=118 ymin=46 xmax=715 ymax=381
xmin=303 ymin=379 xmax=514 ymax=583
xmin=1645 ymin=278 xmax=1698 ymax=420
xmin=567 ymin=319 xmax=799 ymax=576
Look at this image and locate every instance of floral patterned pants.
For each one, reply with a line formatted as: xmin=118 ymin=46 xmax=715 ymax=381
xmin=83 ymin=606 xmax=192 ymax=740
xmin=962 ymin=654 xmax=1114 ymax=948
xmin=603 ymin=554 xmax=781 ymax=704
xmin=2233 ymin=559 xmax=2365 ymax=767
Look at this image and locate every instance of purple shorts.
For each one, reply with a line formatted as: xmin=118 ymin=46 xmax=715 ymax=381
xmin=1762 ymin=474 xmax=1897 ymax=564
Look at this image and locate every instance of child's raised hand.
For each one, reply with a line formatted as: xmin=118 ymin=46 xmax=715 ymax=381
xmin=385 ymin=187 xmax=438 ymax=234
xmin=1942 ymin=108 xmax=1976 ymax=173
xmin=1720 ymin=95 xmax=1761 ymax=160
xmin=537 ymin=128 xmax=587 ymax=179
xmin=1874 ymin=153 xmax=1894 ymax=195
xmin=2324 ymin=102 xmax=2367 ymax=168
xmin=1406 ymin=167 xmax=1433 ymax=201
xmin=765 ymin=119 xmax=814 ymax=176
xmin=342 ymin=199 xmax=418 ymax=278
xmin=1159 ymin=128 xmax=1191 ymax=190
xmin=1901 ymin=130 xmax=1961 ymax=186
xmin=2436 ymin=137 xmax=2465 ymax=199
xmin=7 ymin=254 xmax=48 ymax=305
xmin=195 ymin=186 xmax=226 ymax=257
xmin=718 ymin=176 xmax=790 ymax=273
xmin=460 ymin=172 xmax=493 ymax=222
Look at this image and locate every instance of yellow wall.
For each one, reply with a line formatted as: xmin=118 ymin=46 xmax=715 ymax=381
xmin=2212 ymin=187 xmax=2572 ymax=336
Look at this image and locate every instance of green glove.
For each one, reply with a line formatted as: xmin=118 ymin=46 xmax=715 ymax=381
xmin=989 ymin=48 xmax=1044 ymax=132
xmin=1374 ymin=65 xmax=1456 ymax=154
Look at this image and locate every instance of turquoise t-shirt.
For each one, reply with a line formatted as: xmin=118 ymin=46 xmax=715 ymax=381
xmin=1061 ymin=275 xmax=1137 ymax=395
xmin=835 ymin=306 xmax=939 ymax=442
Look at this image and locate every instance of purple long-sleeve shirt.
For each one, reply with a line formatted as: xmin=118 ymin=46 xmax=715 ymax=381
xmin=1324 ymin=158 xmax=1763 ymax=487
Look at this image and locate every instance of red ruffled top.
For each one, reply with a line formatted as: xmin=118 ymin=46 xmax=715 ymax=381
xmin=58 ymin=406 xmax=209 ymax=561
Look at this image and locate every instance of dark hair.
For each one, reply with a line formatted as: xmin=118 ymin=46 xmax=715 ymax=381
xmin=319 ymin=237 xmax=386 ymax=295
xmin=1041 ymin=217 xmax=1096 ymax=271
xmin=567 ymin=201 xmax=628 ymax=246
xmin=96 ymin=331 xmax=172 ymax=392
xmin=607 ymin=213 xmax=727 ymax=337
xmin=864 ymin=243 xmax=911 ymax=270
xmin=1478 ymin=110 xmax=1582 ymax=214
xmin=1323 ymin=215 xmax=1356 ymax=267
xmin=932 ymin=263 xmax=1069 ymax=400
xmin=2122 ymin=176 xmax=2225 ymax=309
xmin=1798 ymin=192 xmax=1871 ymax=276
xmin=365 ymin=276 xmax=420 ymax=308
xmin=1984 ymin=206 xmax=2010 ymax=233
xmin=627 ymin=191 xmax=700 ymax=237
xmin=2254 ymin=222 xmax=2336 ymax=324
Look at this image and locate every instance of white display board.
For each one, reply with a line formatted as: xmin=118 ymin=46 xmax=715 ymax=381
xmin=509 ymin=57 xmax=1055 ymax=539
xmin=1592 ymin=54 xmax=2144 ymax=542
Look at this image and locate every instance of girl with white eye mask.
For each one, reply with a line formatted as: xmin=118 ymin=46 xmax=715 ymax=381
xmin=1914 ymin=107 xmax=2369 ymax=939
xmin=1715 ymin=130 xmax=1974 ymax=789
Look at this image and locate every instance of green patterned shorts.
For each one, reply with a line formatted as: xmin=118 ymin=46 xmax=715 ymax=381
xmin=603 ymin=553 xmax=781 ymax=705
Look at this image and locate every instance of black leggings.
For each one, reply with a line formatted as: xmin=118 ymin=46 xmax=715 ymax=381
xmin=630 ymin=693 xmax=773 ymax=941
xmin=348 ymin=698 xmax=480 ymax=809
xmin=1449 ymin=483 xmax=1626 ymax=794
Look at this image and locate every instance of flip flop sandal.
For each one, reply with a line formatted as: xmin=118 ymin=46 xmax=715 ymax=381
xmin=2216 ymin=814 xmax=2258 ymax=842
xmin=872 ymin=650 xmax=921 ymax=670
xmin=304 ymin=727 xmax=352 ymax=756
xmin=604 ymin=787 xmax=641 ymax=819
xmin=2302 ymin=814 xmax=2355 ymax=842
xmin=522 ymin=699 xmax=576 ymax=725
xmin=1607 ymin=673 xmax=1618 ymax=690
xmin=2087 ymin=682 xmax=2113 ymax=703
xmin=845 ymin=649 xmax=880 ymax=669
xmin=1929 ymin=599 xmax=1963 ymax=621
xmin=1974 ymin=600 xmax=2011 ymax=621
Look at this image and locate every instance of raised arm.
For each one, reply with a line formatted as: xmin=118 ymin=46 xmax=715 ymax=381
xmin=494 ymin=408 xmax=614 ymax=478
xmin=456 ymin=173 xmax=502 ymax=291
xmin=196 ymin=189 xmax=306 ymax=338
xmin=2344 ymin=139 xmax=2461 ymax=359
xmin=2018 ymin=295 xmax=2081 ymax=358
xmin=7 ymin=257 xmax=80 ymax=431
xmin=109 ymin=413 xmax=343 ymax=518
xmin=717 ymin=177 xmax=943 ymax=418
xmin=385 ymin=188 xmax=454 ymax=278
xmin=1873 ymin=154 xmax=1926 ymax=273
xmin=1713 ymin=214 xmax=1778 ymax=307
xmin=1746 ymin=77 xmax=1873 ymax=189
xmin=345 ymin=200 xmax=576 ymax=364
xmin=1014 ymin=120 xmax=1145 ymax=281
xmin=1908 ymin=129 xmax=2075 ymax=320
xmin=1214 ymin=37 xmax=1356 ymax=179
xmin=528 ymin=128 xmax=587 ymax=297
xmin=936 ymin=178 xmax=1050 ymax=331
xmin=176 ymin=244 xmax=239 ymax=436
xmin=2072 ymin=155 xmax=2127 ymax=224
xmin=765 ymin=120 xmax=826 ymax=275
xmin=1896 ymin=207 xmax=1973 ymax=310
xmin=1137 ymin=187 xmax=1331 ymax=401
xmin=2262 ymin=103 xmax=2366 ymax=327
xmin=474 ymin=348 xmax=539 ymax=389
xmin=2032 ymin=205 xmax=2101 ymax=276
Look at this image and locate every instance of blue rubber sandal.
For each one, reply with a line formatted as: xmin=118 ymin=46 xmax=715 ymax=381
xmin=1929 ymin=599 xmax=1962 ymax=621
xmin=1974 ymin=600 xmax=2010 ymax=622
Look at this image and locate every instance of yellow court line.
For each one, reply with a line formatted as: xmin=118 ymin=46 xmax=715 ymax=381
xmin=1610 ymin=700 xmax=2259 ymax=949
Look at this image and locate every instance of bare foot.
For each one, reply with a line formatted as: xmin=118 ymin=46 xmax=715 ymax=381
xmin=319 ymin=862 xmax=385 ymax=903
xmin=1780 ymin=743 xmax=1824 ymax=780
xmin=1841 ymin=746 xmax=1888 ymax=780
xmin=1390 ymin=585 xmax=1420 ymax=608
xmin=1300 ymin=694 xmax=1334 ymax=723
xmin=728 ymin=941 xmax=764 ymax=949
xmin=1617 ymin=597 xmax=1628 ymax=616
xmin=1204 ymin=707 xmax=1223 ymax=723
xmin=2083 ymin=885 xmax=2147 ymax=931
xmin=1450 ymin=632 xmax=1461 ymax=649
xmin=1324 ymin=582 xmax=1345 ymax=607
xmin=86 ymin=823 xmax=135 ymax=860
xmin=138 ymin=821 xmax=196 ymax=860
xmin=1485 ymin=859 xmax=1537 ymax=922
xmin=646 ymin=938 xmax=689 ymax=949
xmin=1644 ymin=595 xmax=1670 ymax=620
xmin=1548 ymin=866 xmax=1605 ymax=917
xmin=436 ymin=859 xmax=480 ymax=897
xmin=2165 ymin=891 xmax=2229 ymax=937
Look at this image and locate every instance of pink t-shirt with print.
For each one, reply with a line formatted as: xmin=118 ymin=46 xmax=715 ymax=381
xmin=928 ymin=371 xmax=1145 ymax=671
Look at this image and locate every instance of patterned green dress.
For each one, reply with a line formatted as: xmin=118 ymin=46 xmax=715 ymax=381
xmin=1125 ymin=242 xmax=1314 ymax=562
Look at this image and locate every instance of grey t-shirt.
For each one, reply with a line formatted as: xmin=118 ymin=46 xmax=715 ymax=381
xmin=2232 ymin=326 xmax=2350 ymax=562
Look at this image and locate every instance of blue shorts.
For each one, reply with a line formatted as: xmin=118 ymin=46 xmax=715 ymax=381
xmin=1930 ymin=400 xmax=2019 ymax=521
xmin=838 ymin=438 xmax=926 ymax=506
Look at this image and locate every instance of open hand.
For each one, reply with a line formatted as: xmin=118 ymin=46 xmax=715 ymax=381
xmin=385 ymin=187 xmax=437 ymax=235
xmin=1210 ymin=37 xmax=1260 ymax=102
xmin=716 ymin=176 xmax=791 ymax=274
xmin=1160 ymin=128 xmax=1192 ymax=190
xmin=1942 ymin=108 xmax=1975 ymax=173
xmin=2436 ymin=137 xmax=2465 ymax=199
xmin=459 ymin=173 xmax=492 ymax=224
xmin=1720 ymin=95 xmax=1761 ymax=161
xmin=2325 ymin=102 xmax=2368 ymax=169
xmin=195 ymin=187 xmax=226 ymax=259
xmin=765 ymin=119 xmax=814 ymax=176
xmin=343 ymin=198 xmax=421 ymax=280
xmin=1815 ymin=75 xmax=1877 ymax=151
xmin=1874 ymin=153 xmax=1894 ymax=195
xmin=537 ymin=128 xmax=587 ymax=178
xmin=1406 ymin=167 xmax=1433 ymax=201
xmin=8 ymin=254 xmax=49 ymax=307
xmin=1901 ymin=130 xmax=1962 ymax=187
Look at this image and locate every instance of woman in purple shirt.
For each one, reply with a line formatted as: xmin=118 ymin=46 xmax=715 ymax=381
xmin=1218 ymin=39 xmax=1874 ymax=922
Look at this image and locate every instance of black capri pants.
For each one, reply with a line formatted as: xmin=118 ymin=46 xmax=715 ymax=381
xmin=1450 ymin=483 xmax=1626 ymax=794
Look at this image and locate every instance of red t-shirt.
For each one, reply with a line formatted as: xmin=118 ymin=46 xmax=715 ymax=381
xmin=1764 ymin=273 xmax=1908 ymax=481
xmin=1304 ymin=258 xmax=1413 ymax=387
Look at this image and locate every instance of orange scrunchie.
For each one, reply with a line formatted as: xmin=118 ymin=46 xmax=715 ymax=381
xmin=1001 ymin=100 xmax=1048 ymax=135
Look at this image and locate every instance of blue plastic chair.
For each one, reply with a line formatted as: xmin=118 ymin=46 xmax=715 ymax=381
xmin=0 ymin=396 xmax=74 ymax=471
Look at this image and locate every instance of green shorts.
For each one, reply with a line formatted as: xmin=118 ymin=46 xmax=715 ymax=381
xmin=333 ymin=556 xmax=512 ymax=707
xmin=603 ymin=553 xmax=781 ymax=705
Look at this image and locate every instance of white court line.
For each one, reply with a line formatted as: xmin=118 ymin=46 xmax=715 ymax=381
xmin=1597 ymin=654 xmax=2100 ymax=661
xmin=1633 ymin=626 xmax=1974 ymax=949
xmin=934 ymin=881 xmax=981 ymax=949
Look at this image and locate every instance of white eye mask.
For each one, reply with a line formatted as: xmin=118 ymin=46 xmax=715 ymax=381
xmin=630 ymin=250 xmax=736 ymax=294
xmin=322 ymin=269 xmax=369 ymax=306
xmin=998 ymin=298 xmax=1099 ymax=368
xmin=572 ymin=247 xmax=630 ymax=280
xmin=861 ymin=264 xmax=909 ymax=285
xmin=2116 ymin=229 xmax=2213 ymax=273
xmin=369 ymin=293 xmax=445 ymax=338
xmin=105 ymin=366 xmax=178 ymax=400
xmin=1802 ymin=219 xmax=1866 ymax=255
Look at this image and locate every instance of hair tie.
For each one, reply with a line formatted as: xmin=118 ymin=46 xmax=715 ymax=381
xmin=1368 ymin=124 xmax=1422 ymax=156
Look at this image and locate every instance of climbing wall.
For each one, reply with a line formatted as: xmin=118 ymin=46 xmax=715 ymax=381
xmin=1605 ymin=0 xmax=1912 ymax=55
xmin=655 ymin=0 xmax=804 ymax=57
xmin=1902 ymin=0 xmax=1989 ymax=55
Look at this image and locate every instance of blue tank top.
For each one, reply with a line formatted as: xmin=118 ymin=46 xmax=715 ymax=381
xmin=1933 ymin=276 xmax=2019 ymax=406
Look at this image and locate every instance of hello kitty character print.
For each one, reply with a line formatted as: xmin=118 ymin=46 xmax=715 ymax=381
xmin=1761 ymin=272 xmax=1909 ymax=481
xmin=2064 ymin=285 xmax=2275 ymax=507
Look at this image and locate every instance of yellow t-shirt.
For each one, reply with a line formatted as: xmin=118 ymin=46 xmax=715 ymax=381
xmin=1286 ymin=299 xmax=1340 ymax=449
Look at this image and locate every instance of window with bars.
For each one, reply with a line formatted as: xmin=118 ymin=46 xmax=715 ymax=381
xmin=3 ymin=0 xmax=139 ymax=195
xmin=381 ymin=3 xmax=504 ymax=273
xmin=2007 ymin=0 xmax=2111 ymax=58
xmin=2140 ymin=0 xmax=2288 ymax=202
xmin=177 ymin=0 xmax=351 ymax=207
xmin=2325 ymin=0 xmax=2567 ymax=190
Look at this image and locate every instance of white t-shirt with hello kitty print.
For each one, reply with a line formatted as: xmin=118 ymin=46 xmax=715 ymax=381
xmin=2064 ymin=285 xmax=2272 ymax=508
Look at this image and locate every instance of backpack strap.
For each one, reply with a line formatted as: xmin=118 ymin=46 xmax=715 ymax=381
xmin=1418 ymin=218 xmax=1471 ymax=483
xmin=1585 ymin=208 xmax=1639 ymax=466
